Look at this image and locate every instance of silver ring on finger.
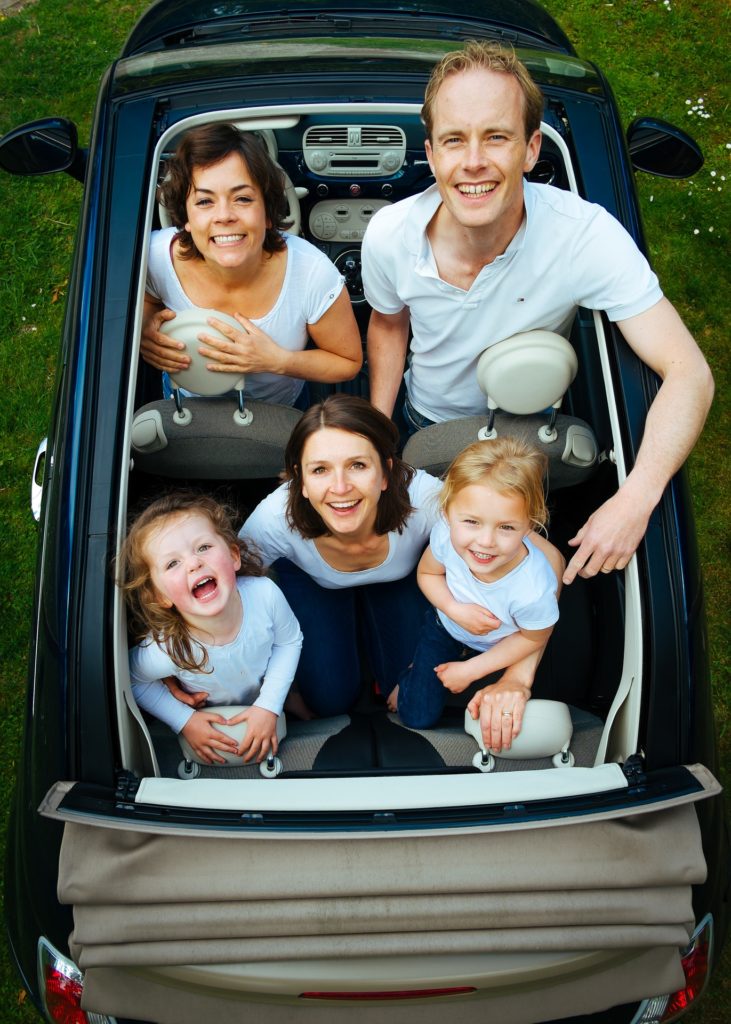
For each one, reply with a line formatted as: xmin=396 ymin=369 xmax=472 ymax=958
xmin=501 ymin=710 xmax=513 ymax=718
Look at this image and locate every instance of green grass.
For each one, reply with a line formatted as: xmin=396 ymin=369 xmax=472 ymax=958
xmin=0 ymin=0 xmax=728 ymax=1019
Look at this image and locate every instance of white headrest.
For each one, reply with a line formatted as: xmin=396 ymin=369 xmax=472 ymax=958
xmin=476 ymin=330 xmax=578 ymax=414
xmin=160 ymin=308 xmax=245 ymax=396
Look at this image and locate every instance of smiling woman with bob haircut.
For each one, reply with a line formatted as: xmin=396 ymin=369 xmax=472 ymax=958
xmin=240 ymin=395 xmax=441 ymax=716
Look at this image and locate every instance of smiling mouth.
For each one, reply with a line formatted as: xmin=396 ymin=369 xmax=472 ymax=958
xmin=327 ymin=499 xmax=361 ymax=512
xmin=212 ymin=233 xmax=244 ymax=244
xmin=469 ymin=550 xmax=496 ymax=563
xmin=192 ymin=576 xmax=218 ymax=600
xmin=456 ymin=183 xmax=497 ymax=195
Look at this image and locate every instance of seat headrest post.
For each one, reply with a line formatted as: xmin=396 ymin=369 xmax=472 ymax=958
xmin=172 ymin=387 xmax=192 ymax=426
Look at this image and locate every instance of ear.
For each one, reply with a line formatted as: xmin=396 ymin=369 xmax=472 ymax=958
xmin=381 ymin=457 xmax=392 ymax=492
xmin=230 ymin=544 xmax=242 ymax=571
xmin=523 ymin=129 xmax=542 ymax=173
xmin=424 ymin=138 xmax=435 ymax=176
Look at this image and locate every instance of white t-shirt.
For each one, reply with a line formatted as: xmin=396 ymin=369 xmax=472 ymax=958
xmin=240 ymin=470 xmax=442 ymax=589
xmin=129 ymin=577 xmax=302 ymax=733
xmin=361 ymin=182 xmax=663 ymax=422
xmin=146 ymin=229 xmax=344 ymax=406
xmin=429 ymin=518 xmax=559 ymax=651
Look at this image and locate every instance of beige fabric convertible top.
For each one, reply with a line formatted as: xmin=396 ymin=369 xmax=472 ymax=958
xmin=47 ymin=767 xmax=719 ymax=1021
xmin=59 ymin=801 xmax=705 ymax=965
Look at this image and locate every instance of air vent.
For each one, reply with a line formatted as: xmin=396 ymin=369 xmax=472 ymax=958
xmin=304 ymin=126 xmax=349 ymax=146
xmin=303 ymin=124 xmax=407 ymax=178
xmin=361 ymin=126 xmax=405 ymax=147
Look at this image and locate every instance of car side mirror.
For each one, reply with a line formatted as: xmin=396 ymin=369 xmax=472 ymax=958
xmin=0 ymin=117 xmax=85 ymax=183
xmin=627 ymin=117 xmax=703 ymax=179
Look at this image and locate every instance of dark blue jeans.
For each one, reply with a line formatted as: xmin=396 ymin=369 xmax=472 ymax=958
xmin=273 ymin=559 xmax=429 ymax=717
xmin=397 ymin=608 xmax=469 ymax=729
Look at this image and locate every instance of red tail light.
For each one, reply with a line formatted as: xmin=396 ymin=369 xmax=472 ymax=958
xmin=37 ymin=938 xmax=115 ymax=1024
xmin=43 ymin=965 xmax=87 ymax=1024
xmin=633 ymin=914 xmax=714 ymax=1023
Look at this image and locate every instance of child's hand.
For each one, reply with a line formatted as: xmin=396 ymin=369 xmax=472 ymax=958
xmin=180 ymin=711 xmax=239 ymax=764
xmin=435 ymin=661 xmax=475 ymax=693
xmin=163 ymin=675 xmax=209 ymax=709
xmin=447 ymin=602 xmax=500 ymax=636
xmin=227 ymin=706 xmax=279 ymax=763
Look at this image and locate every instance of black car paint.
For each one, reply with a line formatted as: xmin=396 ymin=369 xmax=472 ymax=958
xmin=2 ymin=1 xmax=726 ymax=1019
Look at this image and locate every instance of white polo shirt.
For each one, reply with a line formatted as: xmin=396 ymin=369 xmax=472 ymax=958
xmin=361 ymin=182 xmax=662 ymax=422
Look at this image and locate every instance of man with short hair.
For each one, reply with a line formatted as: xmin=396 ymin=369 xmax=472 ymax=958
xmin=362 ymin=41 xmax=713 ymax=586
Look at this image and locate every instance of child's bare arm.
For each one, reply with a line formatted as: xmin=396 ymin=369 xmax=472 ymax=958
xmin=417 ymin=546 xmax=500 ymax=635
xmin=436 ymin=625 xmax=554 ymax=693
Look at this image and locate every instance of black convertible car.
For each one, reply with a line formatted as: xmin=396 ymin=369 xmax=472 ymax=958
xmin=1 ymin=2 xmax=727 ymax=1022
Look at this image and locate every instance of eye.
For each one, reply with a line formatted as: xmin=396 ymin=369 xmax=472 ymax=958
xmin=197 ymin=543 xmax=212 ymax=552
xmin=463 ymin=517 xmax=479 ymax=526
xmin=309 ymin=465 xmax=327 ymax=475
xmin=499 ymin=524 xmax=516 ymax=531
xmin=164 ymin=559 xmax=179 ymax=571
xmin=194 ymin=197 xmax=213 ymax=207
xmin=350 ymin=461 xmax=367 ymax=470
xmin=235 ymin=195 xmax=254 ymax=204
xmin=488 ymin=134 xmax=508 ymax=142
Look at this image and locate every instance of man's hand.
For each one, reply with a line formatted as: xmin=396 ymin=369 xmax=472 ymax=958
xmin=446 ymin=601 xmax=500 ymax=636
xmin=163 ymin=676 xmax=208 ymax=709
xmin=180 ymin=711 xmax=239 ymax=765
xmin=467 ymin=678 xmax=531 ymax=754
xmin=563 ymin=482 xmax=653 ymax=584
xmin=226 ymin=706 xmax=280 ymax=763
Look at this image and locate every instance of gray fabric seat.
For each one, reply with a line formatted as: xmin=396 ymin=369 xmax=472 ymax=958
xmin=131 ymin=397 xmax=301 ymax=479
xmin=403 ymin=330 xmax=599 ymax=488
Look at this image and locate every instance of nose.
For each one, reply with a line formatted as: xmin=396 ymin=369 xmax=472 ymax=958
xmin=187 ymin=551 xmax=204 ymax=570
xmin=329 ymin=467 xmax=351 ymax=494
xmin=476 ymin=526 xmax=495 ymax=549
xmin=463 ymin=136 xmax=487 ymax=169
xmin=214 ymin=198 xmax=236 ymax=222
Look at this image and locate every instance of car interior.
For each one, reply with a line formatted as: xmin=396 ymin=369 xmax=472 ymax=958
xmin=117 ymin=102 xmax=643 ymax=805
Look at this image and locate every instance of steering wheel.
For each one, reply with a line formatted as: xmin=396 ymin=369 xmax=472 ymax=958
xmin=157 ymin=163 xmax=301 ymax=237
xmin=279 ymin=164 xmax=301 ymax=236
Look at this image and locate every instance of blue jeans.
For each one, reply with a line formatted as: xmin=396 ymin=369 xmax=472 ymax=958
xmin=402 ymin=393 xmax=436 ymax=436
xmin=273 ymin=559 xmax=429 ymax=717
xmin=397 ymin=609 xmax=469 ymax=729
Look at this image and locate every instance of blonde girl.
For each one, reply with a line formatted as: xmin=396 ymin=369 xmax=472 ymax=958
xmin=397 ymin=437 xmax=560 ymax=748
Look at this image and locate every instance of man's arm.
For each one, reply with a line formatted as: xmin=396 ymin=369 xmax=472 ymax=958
xmin=564 ymin=297 xmax=714 ymax=583
xmin=366 ymin=307 xmax=410 ymax=417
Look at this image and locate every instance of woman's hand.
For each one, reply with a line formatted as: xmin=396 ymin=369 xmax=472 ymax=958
xmin=139 ymin=301 xmax=192 ymax=373
xmin=446 ymin=601 xmax=500 ymax=636
xmin=198 ymin=313 xmax=287 ymax=376
xmin=466 ymin=677 xmax=532 ymax=754
xmin=180 ymin=710 xmax=239 ymax=765
xmin=162 ymin=675 xmax=208 ymax=709
xmin=227 ymin=706 xmax=280 ymax=763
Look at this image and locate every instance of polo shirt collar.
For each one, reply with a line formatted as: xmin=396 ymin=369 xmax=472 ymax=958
xmin=408 ymin=181 xmax=533 ymax=276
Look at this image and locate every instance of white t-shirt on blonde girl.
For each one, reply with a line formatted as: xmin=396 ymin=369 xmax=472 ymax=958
xmin=429 ymin=517 xmax=559 ymax=650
